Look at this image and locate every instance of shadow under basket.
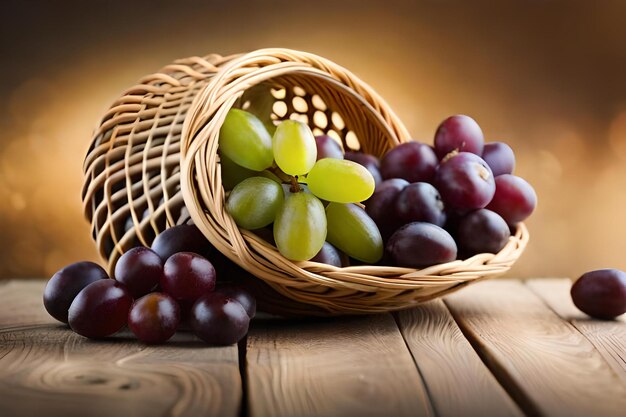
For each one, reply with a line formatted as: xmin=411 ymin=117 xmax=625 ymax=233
xmin=82 ymin=48 xmax=529 ymax=316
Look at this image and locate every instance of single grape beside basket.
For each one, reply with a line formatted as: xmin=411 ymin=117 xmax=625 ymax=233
xmin=82 ymin=48 xmax=530 ymax=316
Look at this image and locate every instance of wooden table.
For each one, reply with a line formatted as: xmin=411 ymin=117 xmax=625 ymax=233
xmin=1 ymin=279 xmax=625 ymax=417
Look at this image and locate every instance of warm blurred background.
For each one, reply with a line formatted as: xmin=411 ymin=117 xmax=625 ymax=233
xmin=2 ymin=0 xmax=626 ymax=279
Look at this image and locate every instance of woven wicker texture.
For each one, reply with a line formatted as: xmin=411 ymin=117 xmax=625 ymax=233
xmin=83 ymin=48 xmax=528 ymax=315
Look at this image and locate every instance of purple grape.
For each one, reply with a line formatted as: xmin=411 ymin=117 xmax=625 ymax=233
xmin=380 ymin=142 xmax=438 ymax=183
xmin=161 ymin=252 xmax=216 ymax=302
xmin=344 ymin=151 xmax=379 ymax=168
xmin=128 ymin=293 xmax=180 ymax=344
xmin=43 ymin=261 xmax=108 ymax=323
xmin=152 ymin=223 xmax=240 ymax=279
xmin=394 ymin=182 xmax=446 ymax=227
xmin=571 ymin=269 xmax=626 ymax=319
xmin=365 ymin=178 xmax=409 ymax=240
xmin=217 ymin=285 xmax=257 ymax=318
xmin=487 ymin=174 xmax=537 ymax=225
xmin=114 ymin=247 xmax=163 ymax=298
xmin=310 ymin=241 xmax=343 ymax=267
xmin=315 ymin=135 xmax=344 ymax=160
xmin=434 ymin=152 xmax=495 ymax=211
xmin=151 ymin=224 xmax=214 ymax=261
xmin=344 ymin=151 xmax=382 ymax=186
xmin=68 ymin=279 xmax=133 ymax=338
xmin=434 ymin=115 xmax=484 ymax=159
xmin=191 ymin=292 xmax=250 ymax=345
xmin=457 ymin=209 xmax=510 ymax=256
xmin=386 ymin=222 xmax=457 ymax=268
xmin=482 ymin=142 xmax=515 ymax=176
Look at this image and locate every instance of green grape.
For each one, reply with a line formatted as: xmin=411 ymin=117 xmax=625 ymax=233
xmin=272 ymin=120 xmax=317 ymax=176
xmin=220 ymin=152 xmax=258 ymax=190
xmin=306 ymin=159 xmax=375 ymax=203
xmin=219 ymin=109 xmax=274 ymax=171
xmin=226 ymin=177 xmax=284 ymax=230
xmin=258 ymin=169 xmax=282 ymax=184
xmin=325 ymin=203 xmax=383 ymax=263
xmin=274 ymin=191 xmax=327 ymax=261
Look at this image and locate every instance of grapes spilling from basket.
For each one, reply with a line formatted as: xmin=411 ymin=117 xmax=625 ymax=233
xmin=44 ymin=231 xmax=256 ymax=344
xmin=220 ymin=110 xmax=537 ymax=267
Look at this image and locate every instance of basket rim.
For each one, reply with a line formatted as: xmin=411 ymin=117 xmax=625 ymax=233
xmin=177 ymin=48 xmax=529 ymax=294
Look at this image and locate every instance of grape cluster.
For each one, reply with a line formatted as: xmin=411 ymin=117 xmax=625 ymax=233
xmin=220 ymin=109 xmax=382 ymax=263
xmin=222 ymin=110 xmax=536 ymax=269
xmin=366 ymin=115 xmax=536 ymax=267
xmin=43 ymin=225 xmax=256 ymax=344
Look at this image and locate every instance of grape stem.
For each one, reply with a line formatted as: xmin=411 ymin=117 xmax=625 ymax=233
xmin=289 ymin=176 xmax=301 ymax=193
xmin=442 ymin=149 xmax=459 ymax=163
xmin=268 ymin=166 xmax=292 ymax=183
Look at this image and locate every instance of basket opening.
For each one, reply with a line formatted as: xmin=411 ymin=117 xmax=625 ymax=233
xmin=228 ymin=73 xmax=399 ymax=158
xmin=176 ymin=67 xmax=412 ymax=296
xmin=179 ymin=66 xmax=407 ymax=261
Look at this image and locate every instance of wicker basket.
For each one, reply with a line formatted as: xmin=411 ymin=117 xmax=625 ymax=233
xmin=82 ymin=48 xmax=529 ymax=315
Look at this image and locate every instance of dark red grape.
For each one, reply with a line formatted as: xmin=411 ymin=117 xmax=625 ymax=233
xmin=365 ymin=178 xmax=409 ymax=240
xmin=487 ymin=174 xmax=537 ymax=225
xmin=310 ymin=241 xmax=343 ymax=267
xmin=386 ymin=222 xmax=457 ymax=268
xmin=434 ymin=152 xmax=495 ymax=211
xmin=380 ymin=142 xmax=438 ymax=183
xmin=217 ymin=285 xmax=257 ymax=318
xmin=344 ymin=151 xmax=379 ymax=168
xmin=43 ymin=261 xmax=108 ymax=323
xmin=344 ymin=151 xmax=382 ymax=186
xmin=434 ymin=115 xmax=484 ymax=159
xmin=161 ymin=252 xmax=216 ymax=302
xmin=315 ymin=135 xmax=344 ymax=160
xmin=152 ymin=223 xmax=239 ymax=278
xmin=571 ymin=269 xmax=626 ymax=319
xmin=191 ymin=292 xmax=250 ymax=345
xmin=128 ymin=293 xmax=180 ymax=344
xmin=394 ymin=182 xmax=446 ymax=227
xmin=151 ymin=224 xmax=214 ymax=261
xmin=114 ymin=247 xmax=163 ymax=298
xmin=482 ymin=142 xmax=515 ymax=176
xmin=457 ymin=209 xmax=510 ymax=256
xmin=68 ymin=279 xmax=133 ymax=338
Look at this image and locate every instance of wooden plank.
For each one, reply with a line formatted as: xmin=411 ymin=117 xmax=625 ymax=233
xmin=527 ymin=278 xmax=626 ymax=385
xmin=395 ymin=300 xmax=522 ymax=417
xmin=246 ymin=314 xmax=434 ymax=417
xmin=120 ymin=335 xmax=242 ymax=417
xmin=445 ymin=279 xmax=626 ymax=417
xmin=0 ymin=280 xmax=53 ymax=328
xmin=0 ymin=281 xmax=241 ymax=417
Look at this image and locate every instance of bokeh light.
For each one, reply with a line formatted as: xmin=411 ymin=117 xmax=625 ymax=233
xmin=2 ymin=0 xmax=626 ymax=279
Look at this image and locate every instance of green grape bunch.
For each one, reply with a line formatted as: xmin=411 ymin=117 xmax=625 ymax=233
xmin=219 ymin=108 xmax=383 ymax=263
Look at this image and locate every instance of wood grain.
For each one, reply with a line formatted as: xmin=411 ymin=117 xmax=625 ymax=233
xmin=0 ymin=281 xmax=241 ymax=417
xmin=527 ymin=278 xmax=626 ymax=385
xmin=246 ymin=314 xmax=434 ymax=417
xmin=395 ymin=300 xmax=522 ymax=417
xmin=0 ymin=280 xmax=53 ymax=328
xmin=445 ymin=279 xmax=626 ymax=417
